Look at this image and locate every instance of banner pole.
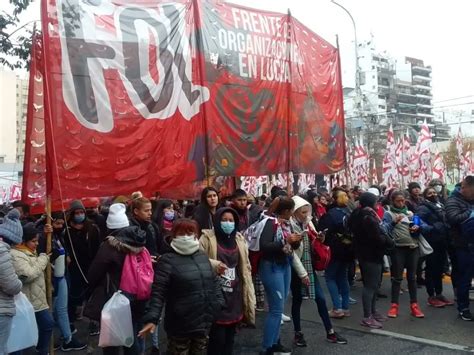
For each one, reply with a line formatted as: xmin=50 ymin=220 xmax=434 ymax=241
xmin=286 ymin=9 xmax=293 ymax=196
xmin=46 ymin=195 xmax=54 ymax=355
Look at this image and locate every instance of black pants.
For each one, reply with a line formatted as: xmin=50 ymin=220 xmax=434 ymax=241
xmin=359 ymin=261 xmax=382 ymax=318
xmin=391 ymin=247 xmax=419 ymax=304
xmin=290 ymin=269 xmax=303 ymax=332
xmin=68 ymin=268 xmax=88 ymax=323
xmin=425 ymin=245 xmax=447 ymax=297
xmin=207 ymin=323 xmax=236 ymax=355
xmin=348 ymin=260 xmax=356 ymax=286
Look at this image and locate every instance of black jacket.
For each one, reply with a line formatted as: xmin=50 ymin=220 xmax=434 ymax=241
xmin=193 ymin=204 xmax=215 ymax=232
xmin=349 ymin=207 xmax=393 ymax=263
xmin=259 ymin=218 xmax=288 ymax=265
xmin=319 ymin=206 xmax=354 ymax=262
xmin=446 ymin=188 xmax=474 ymax=249
xmin=142 ymin=250 xmax=223 ymax=337
xmin=417 ymin=200 xmax=449 ymax=248
xmin=129 ymin=217 xmax=163 ymax=257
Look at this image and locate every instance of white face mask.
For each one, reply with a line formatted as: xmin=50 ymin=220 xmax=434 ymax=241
xmin=434 ymin=185 xmax=443 ymax=193
xmin=171 ymin=235 xmax=199 ymax=255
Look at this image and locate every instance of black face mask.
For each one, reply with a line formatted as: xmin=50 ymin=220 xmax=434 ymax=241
xmin=427 ymin=196 xmax=438 ymax=203
xmin=53 ymin=227 xmax=65 ymax=234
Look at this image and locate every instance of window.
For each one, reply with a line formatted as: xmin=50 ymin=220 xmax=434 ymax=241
xmin=379 ymin=105 xmax=386 ymax=109
xmin=372 ymin=65 xmax=375 ymax=69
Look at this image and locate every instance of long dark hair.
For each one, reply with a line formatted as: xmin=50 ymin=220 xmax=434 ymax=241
xmin=200 ymin=187 xmax=219 ymax=208
xmin=152 ymin=199 xmax=173 ymax=228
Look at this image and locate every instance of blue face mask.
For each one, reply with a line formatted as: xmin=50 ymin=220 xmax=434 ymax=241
xmin=164 ymin=210 xmax=175 ymax=221
xmin=73 ymin=213 xmax=86 ymax=224
xmin=220 ymin=221 xmax=235 ymax=235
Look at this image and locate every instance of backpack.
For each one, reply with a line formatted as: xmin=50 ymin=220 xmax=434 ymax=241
xmin=243 ymin=216 xmax=276 ymax=276
xmin=119 ymin=249 xmax=154 ymax=301
xmin=308 ymin=228 xmax=331 ymax=271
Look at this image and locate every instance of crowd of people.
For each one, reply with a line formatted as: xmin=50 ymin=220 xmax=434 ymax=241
xmin=0 ymin=175 xmax=473 ymax=355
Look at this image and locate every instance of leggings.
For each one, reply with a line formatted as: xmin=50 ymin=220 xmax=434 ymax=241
xmin=359 ymin=261 xmax=382 ymax=318
xmin=391 ymin=247 xmax=419 ymax=304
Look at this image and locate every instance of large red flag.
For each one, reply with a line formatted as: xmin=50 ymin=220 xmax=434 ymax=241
xmin=38 ymin=0 xmax=344 ymax=202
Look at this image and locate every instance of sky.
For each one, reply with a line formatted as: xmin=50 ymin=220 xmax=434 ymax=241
xmin=13 ymin=0 xmax=474 ymax=134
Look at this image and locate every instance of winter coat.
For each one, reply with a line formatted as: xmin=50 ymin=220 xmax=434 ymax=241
xmin=11 ymin=247 xmax=49 ymax=312
xmin=0 ymin=241 xmax=22 ymax=316
xmin=259 ymin=218 xmax=289 ymax=265
xmin=200 ymin=229 xmax=256 ymax=326
xmin=319 ymin=206 xmax=354 ymax=262
xmin=129 ymin=217 xmax=163 ymax=256
xmin=406 ymin=195 xmax=423 ymax=213
xmin=417 ymin=200 xmax=449 ymax=248
xmin=84 ymin=226 xmax=147 ymax=322
xmin=445 ymin=188 xmax=474 ymax=249
xmin=142 ymin=249 xmax=224 ymax=337
xmin=349 ymin=207 xmax=393 ymax=263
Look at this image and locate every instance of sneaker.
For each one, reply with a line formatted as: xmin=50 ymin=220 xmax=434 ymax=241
xmin=372 ymin=312 xmax=388 ymax=322
xmin=459 ymin=310 xmax=473 ymax=321
xmin=70 ymin=324 xmax=77 ymax=335
xmin=281 ymin=314 xmax=291 ymax=322
xmin=436 ymin=295 xmax=454 ymax=306
xmin=410 ymin=303 xmax=425 ymax=318
xmin=294 ymin=332 xmax=307 ymax=347
xmin=428 ymin=296 xmax=445 ymax=308
xmin=326 ymin=332 xmax=347 ymax=344
xmin=271 ymin=342 xmax=292 ymax=354
xmin=329 ymin=309 xmax=345 ymax=319
xmin=360 ymin=316 xmax=383 ymax=329
xmin=349 ymin=297 xmax=357 ymax=305
xmin=387 ymin=303 xmax=399 ymax=318
xmin=89 ymin=322 xmax=100 ymax=336
xmin=61 ymin=337 xmax=87 ymax=352
xmin=342 ymin=309 xmax=351 ymax=317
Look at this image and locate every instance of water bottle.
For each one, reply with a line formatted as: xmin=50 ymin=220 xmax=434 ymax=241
xmin=413 ymin=215 xmax=421 ymax=227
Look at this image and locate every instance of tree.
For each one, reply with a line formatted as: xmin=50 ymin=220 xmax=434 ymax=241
xmin=0 ymin=0 xmax=34 ymax=69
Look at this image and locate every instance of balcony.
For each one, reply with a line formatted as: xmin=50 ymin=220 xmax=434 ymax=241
xmin=412 ymin=65 xmax=432 ymax=73
xmin=417 ymin=112 xmax=435 ymax=118
xmin=413 ymin=84 xmax=432 ymax=91
xmin=416 ymin=93 xmax=433 ymax=99
xmin=413 ymin=75 xmax=432 ymax=82
xmin=417 ymin=103 xmax=433 ymax=109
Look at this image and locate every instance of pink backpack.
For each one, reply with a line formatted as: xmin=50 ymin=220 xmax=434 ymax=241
xmin=119 ymin=249 xmax=154 ymax=300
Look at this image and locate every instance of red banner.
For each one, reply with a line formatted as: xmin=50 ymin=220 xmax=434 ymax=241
xmin=36 ymin=0 xmax=344 ymax=202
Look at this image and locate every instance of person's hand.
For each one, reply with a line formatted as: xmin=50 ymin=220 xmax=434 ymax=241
xmin=395 ymin=215 xmax=404 ymax=224
xmin=217 ymin=262 xmax=228 ymax=275
xmin=151 ymin=255 xmax=159 ymax=264
xmin=138 ymin=323 xmax=156 ymax=338
xmin=409 ymin=225 xmax=420 ymax=233
xmin=287 ymin=233 xmax=302 ymax=244
xmin=301 ymin=275 xmax=310 ymax=286
xmin=44 ymin=224 xmax=53 ymax=234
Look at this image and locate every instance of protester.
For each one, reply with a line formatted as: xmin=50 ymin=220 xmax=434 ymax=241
xmin=319 ymin=190 xmax=354 ymax=319
xmin=152 ymin=199 xmax=176 ymax=238
xmin=445 ymin=175 xmax=474 ymax=321
xmin=11 ymin=200 xmax=30 ymax=223
xmin=41 ymin=213 xmax=87 ymax=351
xmin=417 ymin=187 xmax=453 ymax=308
xmin=349 ymin=192 xmax=394 ymax=329
xmin=193 ymin=187 xmax=220 ymax=232
xmin=86 ymin=203 xmax=149 ymax=354
xmin=0 ymin=209 xmax=23 ymax=354
xmin=140 ymin=219 xmax=223 ymax=354
xmin=428 ymin=179 xmax=449 ymax=205
xmin=63 ymin=200 xmax=101 ymax=335
xmin=200 ymin=207 xmax=256 ymax=355
xmin=85 ymin=197 xmax=107 ymax=241
xmin=130 ymin=197 xmax=162 ymax=257
xmin=382 ymin=191 xmax=426 ymax=318
xmin=258 ymin=197 xmax=296 ymax=354
xmin=289 ymin=196 xmax=347 ymax=346
xmin=11 ymin=223 xmax=54 ymax=355
xmin=406 ymin=182 xmax=423 ymax=213
xmin=231 ymin=189 xmax=251 ymax=232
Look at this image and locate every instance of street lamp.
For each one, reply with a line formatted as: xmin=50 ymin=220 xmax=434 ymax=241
xmin=330 ymin=0 xmax=362 ymax=111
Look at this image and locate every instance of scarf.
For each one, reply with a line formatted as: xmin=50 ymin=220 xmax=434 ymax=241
xmin=171 ymin=236 xmax=199 ymax=255
xmin=15 ymin=244 xmax=36 ymax=254
xmin=163 ymin=219 xmax=173 ymax=231
xmin=390 ymin=205 xmax=409 ymax=215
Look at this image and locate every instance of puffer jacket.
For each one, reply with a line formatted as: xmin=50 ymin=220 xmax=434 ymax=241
xmin=417 ymin=200 xmax=449 ymax=248
xmin=142 ymin=249 xmax=224 ymax=337
xmin=445 ymin=188 xmax=474 ymax=249
xmin=11 ymin=247 xmax=49 ymax=312
xmin=200 ymin=229 xmax=256 ymax=326
xmin=0 ymin=241 xmax=22 ymax=316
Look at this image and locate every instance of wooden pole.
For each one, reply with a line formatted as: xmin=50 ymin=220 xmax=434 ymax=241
xmin=46 ymin=196 xmax=54 ymax=354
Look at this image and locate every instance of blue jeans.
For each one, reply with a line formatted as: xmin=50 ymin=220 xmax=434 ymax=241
xmin=313 ymin=272 xmax=333 ymax=333
xmin=11 ymin=310 xmax=55 ymax=355
xmin=456 ymin=248 xmax=474 ymax=312
xmin=325 ymin=260 xmax=350 ymax=310
xmin=0 ymin=315 xmax=12 ymax=355
xmin=259 ymin=260 xmax=291 ymax=350
xmin=53 ymin=277 xmax=72 ymax=342
xmin=152 ymin=324 xmax=159 ymax=349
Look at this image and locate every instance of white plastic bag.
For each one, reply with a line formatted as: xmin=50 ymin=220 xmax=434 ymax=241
xmin=6 ymin=292 xmax=38 ymax=353
xmin=99 ymin=291 xmax=134 ymax=348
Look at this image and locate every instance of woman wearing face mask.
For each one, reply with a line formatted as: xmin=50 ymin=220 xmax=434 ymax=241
xmin=153 ymin=199 xmax=176 ymax=239
xmin=417 ymin=187 xmax=454 ymax=308
xmin=290 ymin=196 xmax=347 ymax=346
xmin=318 ymin=190 xmax=354 ymax=319
xmin=258 ymin=197 xmax=297 ymax=354
xmin=199 ymin=207 xmax=256 ymax=355
xmin=139 ymin=219 xmax=224 ymax=354
xmin=428 ymin=179 xmax=448 ymax=204
xmin=193 ymin=187 xmax=220 ymax=232
xmin=382 ymin=191 xmax=428 ymax=318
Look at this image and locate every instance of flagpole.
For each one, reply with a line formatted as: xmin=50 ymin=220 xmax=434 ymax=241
xmin=286 ymin=8 xmax=293 ymax=195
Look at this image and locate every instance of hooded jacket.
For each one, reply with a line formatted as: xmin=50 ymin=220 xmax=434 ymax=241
xmin=200 ymin=208 xmax=256 ymax=325
xmin=84 ymin=226 xmax=147 ymax=321
xmin=445 ymin=187 xmax=474 ymax=249
xmin=0 ymin=241 xmax=22 ymax=316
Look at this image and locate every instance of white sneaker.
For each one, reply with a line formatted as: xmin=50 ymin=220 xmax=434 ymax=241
xmin=281 ymin=314 xmax=291 ymax=322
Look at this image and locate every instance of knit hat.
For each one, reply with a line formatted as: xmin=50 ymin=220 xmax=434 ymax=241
xmin=292 ymin=195 xmax=311 ymax=212
xmin=69 ymin=199 xmax=85 ymax=212
xmin=0 ymin=209 xmax=23 ymax=245
xmin=359 ymin=192 xmax=378 ymax=209
xmin=106 ymin=203 xmax=130 ymax=230
xmin=22 ymin=222 xmax=39 ymax=243
xmin=408 ymin=182 xmax=421 ymax=192
xmin=367 ymin=187 xmax=380 ymax=197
